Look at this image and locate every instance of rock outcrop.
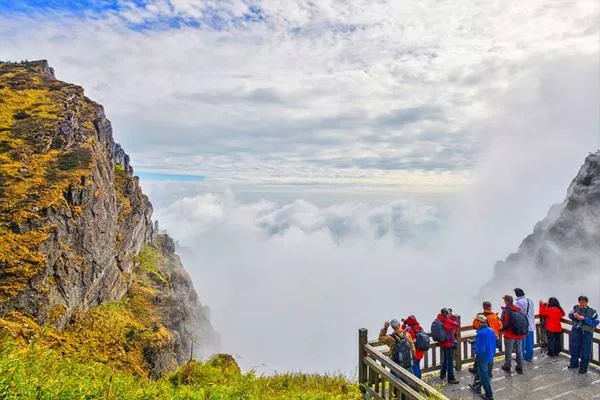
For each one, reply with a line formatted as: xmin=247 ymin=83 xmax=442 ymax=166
xmin=486 ymin=151 xmax=600 ymax=297
xmin=0 ymin=60 xmax=218 ymax=376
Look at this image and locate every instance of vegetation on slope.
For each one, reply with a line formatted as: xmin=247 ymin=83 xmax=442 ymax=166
xmin=0 ymin=338 xmax=360 ymax=399
xmin=0 ymin=62 xmax=94 ymax=300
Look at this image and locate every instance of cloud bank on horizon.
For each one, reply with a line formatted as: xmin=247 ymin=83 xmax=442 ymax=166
xmin=1 ymin=0 xmax=598 ymax=191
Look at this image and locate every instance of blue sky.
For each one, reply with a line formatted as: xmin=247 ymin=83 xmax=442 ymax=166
xmin=0 ymin=0 xmax=598 ymax=190
xmin=0 ymin=0 xmax=268 ymax=30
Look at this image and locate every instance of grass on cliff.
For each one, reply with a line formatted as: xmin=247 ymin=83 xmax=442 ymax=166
xmin=0 ymin=338 xmax=361 ymax=400
xmin=0 ymin=62 xmax=95 ymax=300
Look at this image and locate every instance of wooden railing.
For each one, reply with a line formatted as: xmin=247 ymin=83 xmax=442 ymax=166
xmin=358 ymin=313 xmax=600 ymax=399
xmin=358 ymin=329 xmax=449 ymax=400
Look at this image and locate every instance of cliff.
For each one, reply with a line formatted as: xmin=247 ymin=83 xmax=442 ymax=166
xmin=0 ymin=60 xmax=218 ymax=376
xmin=486 ymin=151 xmax=600 ymax=297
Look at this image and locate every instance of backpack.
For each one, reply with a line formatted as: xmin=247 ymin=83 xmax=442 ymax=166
xmin=430 ymin=319 xmax=445 ymax=342
xmin=390 ymin=333 xmax=413 ymax=369
xmin=414 ymin=330 xmax=431 ymax=351
xmin=507 ymin=308 xmax=528 ymax=336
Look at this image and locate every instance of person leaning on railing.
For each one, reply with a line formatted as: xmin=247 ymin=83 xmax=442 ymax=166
xmin=567 ymin=295 xmax=599 ymax=374
xmin=539 ymin=297 xmax=565 ymax=357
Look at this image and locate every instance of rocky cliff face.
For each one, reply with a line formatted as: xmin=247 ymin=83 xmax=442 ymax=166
xmin=486 ymin=151 xmax=600 ymax=298
xmin=0 ymin=60 xmax=218 ymax=376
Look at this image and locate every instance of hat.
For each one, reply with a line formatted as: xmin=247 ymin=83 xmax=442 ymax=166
xmin=475 ymin=314 xmax=487 ymax=323
xmin=503 ymin=294 xmax=514 ymax=303
xmin=390 ymin=319 xmax=401 ymax=329
xmin=514 ymin=288 xmax=525 ymax=297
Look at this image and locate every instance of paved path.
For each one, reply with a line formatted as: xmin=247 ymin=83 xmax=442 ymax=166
xmin=431 ymin=351 xmax=600 ymax=400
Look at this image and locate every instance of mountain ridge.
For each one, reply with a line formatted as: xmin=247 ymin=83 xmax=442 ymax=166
xmin=0 ymin=60 xmax=218 ymax=376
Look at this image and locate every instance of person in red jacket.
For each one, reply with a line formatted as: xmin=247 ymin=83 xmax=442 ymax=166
xmin=401 ymin=315 xmax=424 ymax=378
xmin=500 ymin=295 xmax=526 ymax=374
xmin=539 ymin=297 xmax=565 ymax=357
xmin=437 ymin=308 xmax=460 ymax=384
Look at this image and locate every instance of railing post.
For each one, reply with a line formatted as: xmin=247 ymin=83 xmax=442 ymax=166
xmin=454 ymin=315 xmax=462 ymax=371
xmin=358 ymin=328 xmax=368 ymax=393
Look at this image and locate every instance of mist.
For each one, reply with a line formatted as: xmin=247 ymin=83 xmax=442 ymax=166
xmin=140 ymin=55 xmax=599 ymax=375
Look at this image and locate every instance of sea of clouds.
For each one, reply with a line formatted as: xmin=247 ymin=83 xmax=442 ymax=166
xmin=140 ymin=56 xmax=599 ymax=375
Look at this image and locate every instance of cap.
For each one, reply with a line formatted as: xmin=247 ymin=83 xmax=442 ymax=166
xmin=475 ymin=314 xmax=487 ymax=323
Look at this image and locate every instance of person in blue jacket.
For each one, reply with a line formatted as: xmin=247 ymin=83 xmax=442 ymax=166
xmin=469 ymin=314 xmax=496 ymax=400
xmin=568 ymin=295 xmax=599 ymax=374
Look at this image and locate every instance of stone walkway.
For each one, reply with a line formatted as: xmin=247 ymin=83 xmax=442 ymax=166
xmin=431 ymin=351 xmax=600 ymax=400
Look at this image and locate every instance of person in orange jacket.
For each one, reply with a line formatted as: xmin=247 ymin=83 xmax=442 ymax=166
xmin=539 ymin=297 xmax=565 ymax=357
xmin=401 ymin=315 xmax=425 ymax=378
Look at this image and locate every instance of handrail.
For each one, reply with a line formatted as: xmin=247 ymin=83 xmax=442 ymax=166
xmin=359 ymin=312 xmax=600 ymax=398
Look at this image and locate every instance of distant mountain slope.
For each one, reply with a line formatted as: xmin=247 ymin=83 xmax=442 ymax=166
xmin=485 ymin=151 xmax=600 ymax=299
xmin=0 ymin=60 xmax=218 ymax=376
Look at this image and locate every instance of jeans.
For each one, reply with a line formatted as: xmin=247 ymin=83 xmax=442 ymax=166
xmin=474 ymin=355 xmax=493 ymax=399
xmin=440 ymin=347 xmax=455 ymax=381
xmin=547 ymin=332 xmax=562 ymax=356
xmin=412 ymin=359 xmax=421 ymax=379
xmin=569 ymin=328 xmax=593 ymax=373
xmin=522 ymin=331 xmax=534 ymax=361
xmin=503 ymin=337 xmax=523 ymax=369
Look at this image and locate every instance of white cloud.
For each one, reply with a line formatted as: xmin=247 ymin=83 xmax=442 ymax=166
xmin=1 ymin=0 xmax=597 ymax=190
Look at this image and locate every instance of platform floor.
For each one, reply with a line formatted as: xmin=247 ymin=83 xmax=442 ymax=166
xmin=429 ymin=351 xmax=600 ymax=400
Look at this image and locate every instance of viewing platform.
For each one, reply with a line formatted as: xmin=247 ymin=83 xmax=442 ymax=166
xmin=358 ymin=315 xmax=600 ymax=399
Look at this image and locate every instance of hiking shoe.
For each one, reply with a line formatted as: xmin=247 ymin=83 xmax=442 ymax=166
xmin=448 ymin=379 xmax=460 ymax=384
xmin=468 ymin=366 xmax=476 ymax=374
xmin=481 ymin=395 xmax=494 ymax=400
xmin=578 ymin=369 xmax=587 ymax=374
xmin=567 ymin=364 xmax=579 ymax=369
xmin=501 ymin=365 xmax=511 ymax=373
xmin=468 ymin=384 xmax=481 ymax=393
xmin=515 ymin=368 xmax=523 ymax=374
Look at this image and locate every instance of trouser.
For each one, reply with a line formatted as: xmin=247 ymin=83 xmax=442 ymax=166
xmin=503 ymin=337 xmax=523 ymax=369
xmin=569 ymin=328 xmax=593 ymax=372
xmin=412 ymin=359 xmax=421 ymax=379
xmin=472 ymin=356 xmax=493 ymax=377
xmin=440 ymin=347 xmax=455 ymax=381
xmin=522 ymin=331 xmax=534 ymax=361
xmin=473 ymin=355 xmax=493 ymax=399
xmin=547 ymin=331 xmax=562 ymax=356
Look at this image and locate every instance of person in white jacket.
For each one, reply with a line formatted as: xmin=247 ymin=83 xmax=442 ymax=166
xmin=514 ymin=288 xmax=535 ymax=361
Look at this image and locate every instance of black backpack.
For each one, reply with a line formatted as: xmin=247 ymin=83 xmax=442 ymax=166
xmin=390 ymin=333 xmax=413 ymax=369
xmin=430 ymin=319 xmax=445 ymax=342
xmin=414 ymin=329 xmax=431 ymax=351
xmin=507 ymin=308 xmax=528 ymax=336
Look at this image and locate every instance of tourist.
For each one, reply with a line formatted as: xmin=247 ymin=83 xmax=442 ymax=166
xmin=500 ymin=295 xmax=527 ymax=374
xmin=539 ymin=297 xmax=565 ymax=357
xmin=434 ymin=308 xmax=460 ymax=384
xmin=469 ymin=314 xmax=496 ymax=400
xmin=568 ymin=296 xmax=599 ymax=374
xmin=515 ymin=288 xmax=535 ymax=362
xmin=401 ymin=315 xmax=426 ymax=378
